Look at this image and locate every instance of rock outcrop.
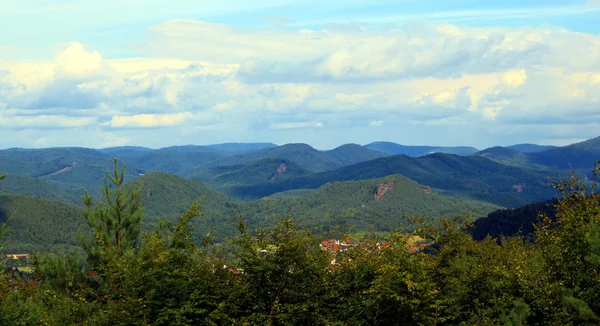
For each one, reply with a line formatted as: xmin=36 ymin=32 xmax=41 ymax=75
xmin=374 ymin=180 xmax=395 ymax=200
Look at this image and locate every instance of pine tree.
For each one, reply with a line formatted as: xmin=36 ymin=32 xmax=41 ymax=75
xmin=81 ymin=158 xmax=143 ymax=274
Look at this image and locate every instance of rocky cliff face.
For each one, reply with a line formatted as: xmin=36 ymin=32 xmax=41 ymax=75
xmin=374 ymin=180 xmax=395 ymax=200
xmin=270 ymin=161 xmax=288 ymax=181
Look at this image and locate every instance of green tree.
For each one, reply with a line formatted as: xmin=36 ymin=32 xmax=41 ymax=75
xmin=81 ymin=158 xmax=143 ymax=274
xmin=534 ymin=164 xmax=600 ymax=324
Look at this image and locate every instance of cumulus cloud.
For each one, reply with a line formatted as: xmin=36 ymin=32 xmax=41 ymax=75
xmin=106 ymin=112 xmax=195 ymax=128
xmin=55 ymin=43 xmax=102 ymax=76
xmin=1 ymin=21 xmax=600 ymax=148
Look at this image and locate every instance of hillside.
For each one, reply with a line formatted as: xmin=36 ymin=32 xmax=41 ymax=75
xmin=325 ymin=144 xmax=391 ymax=166
xmin=203 ymin=142 xmax=278 ymax=153
xmin=475 ymin=137 xmax=600 ymax=171
xmin=212 ymin=143 xmax=344 ymax=173
xmin=475 ymin=146 xmax=533 ymax=166
xmin=528 ymin=136 xmax=600 ymax=170
xmin=507 ymin=144 xmax=557 ymax=153
xmin=123 ymin=149 xmax=228 ymax=176
xmin=226 ymin=153 xmax=563 ymax=207
xmin=0 ymin=147 xmax=138 ymax=197
xmin=244 ymin=174 xmax=498 ymax=233
xmin=188 ymin=158 xmax=312 ymax=197
xmin=365 ymin=142 xmax=479 ymax=157
xmin=0 ymin=174 xmax=81 ymax=206
xmin=0 ymin=194 xmax=86 ymax=253
xmin=128 ymin=173 xmax=244 ymax=240
xmin=471 ymin=199 xmax=558 ymax=241
xmin=98 ymin=146 xmax=154 ymax=157
xmin=204 ymin=143 xmax=391 ymax=174
xmin=128 ymin=173 xmax=499 ymax=240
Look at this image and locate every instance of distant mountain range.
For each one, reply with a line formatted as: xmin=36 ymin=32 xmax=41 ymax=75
xmin=365 ymin=142 xmax=479 ymax=157
xmin=0 ymin=172 xmax=498 ymax=252
xmin=477 ymin=136 xmax=600 ymax=171
xmin=0 ymin=136 xmax=598 ymax=251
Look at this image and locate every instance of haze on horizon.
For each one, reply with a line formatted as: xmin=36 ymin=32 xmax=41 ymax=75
xmin=1 ymin=0 xmax=600 ymax=149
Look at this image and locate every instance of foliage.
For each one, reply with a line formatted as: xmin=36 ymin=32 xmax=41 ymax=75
xmin=0 ymin=194 xmax=86 ymax=253
xmin=81 ymin=158 xmax=143 ymax=274
xmin=3 ymin=163 xmax=600 ymax=324
xmin=0 ymin=174 xmax=81 ymax=206
xmin=224 ymin=153 xmax=563 ymax=207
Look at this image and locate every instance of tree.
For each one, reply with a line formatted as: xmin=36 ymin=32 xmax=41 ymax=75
xmin=81 ymin=158 xmax=143 ymax=274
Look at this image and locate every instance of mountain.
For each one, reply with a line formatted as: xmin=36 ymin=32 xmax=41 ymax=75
xmin=188 ymin=158 xmax=312 ymax=197
xmin=474 ymin=137 xmax=600 ymax=172
xmin=0 ymin=194 xmax=86 ymax=253
xmin=326 ymin=144 xmax=391 ymax=166
xmin=128 ymin=173 xmax=243 ymax=240
xmin=506 ymin=144 xmax=557 ymax=153
xmin=209 ymin=143 xmax=391 ymax=174
xmin=203 ymin=142 xmax=278 ymax=153
xmin=98 ymin=146 xmax=154 ymax=157
xmin=475 ymin=147 xmax=532 ymax=166
xmin=471 ymin=199 xmax=558 ymax=241
xmin=365 ymin=142 xmax=479 ymax=157
xmin=0 ymin=147 xmax=138 ymax=197
xmin=0 ymin=174 xmax=81 ymax=206
xmin=123 ymin=148 xmax=229 ymax=176
xmin=528 ymin=136 xmax=600 ymax=170
xmin=246 ymin=174 xmax=499 ymax=233
xmin=213 ymin=144 xmax=344 ymax=173
xmin=226 ymin=153 xmax=563 ymax=207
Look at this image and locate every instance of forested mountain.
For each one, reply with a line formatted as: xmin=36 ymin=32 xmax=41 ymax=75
xmin=365 ymin=141 xmax=479 ymax=156
xmin=476 ymin=146 xmax=535 ymax=166
xmin=98 ymin=146 xmax=154 ymax=157
xmin=188 ymin=158 xmax=312 ymax=196
xmin=0 ymin=174 xmax=81 ymax=206
xmin=122 ymin=148 xmax=229 ymax=176
xmin=2 ymin=164 xmax=600 ymax=325
xmin=128 ymin=172 xmax=243 ymax=240
xmin=245 ymin=174 xmax=498 ymax=234
xmin=203 ymin=142 xmax=278 ymax=153
xmin=471 ymin=199 xmax=558 ymax=241
xmin=0 ymin=137 xmax=596 ymax=211
xmin=0 ymin=194 xmax=86 ymax=253
xmin=507 ymin=143 xmax=558 ymax=153
xmin=212 ymin=143 xmax=344 ymax=173
xmin=0 ymin=169 xmax=499 ymax=251
xmin=226 ymin=153 xmax=564 ymax=207
xmin=476 ymin=137 xmax=600 ymax=171
xmin=325 ymin=144 xmax=391 ymax=166
xmin=528 ymin=136 xmax=600 ymax=170
xmin=0 ymin=147 xmax=138 ymax=197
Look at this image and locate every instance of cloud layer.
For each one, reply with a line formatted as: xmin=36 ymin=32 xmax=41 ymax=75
xmin=1 ymin=20 xmax=600 ymax=148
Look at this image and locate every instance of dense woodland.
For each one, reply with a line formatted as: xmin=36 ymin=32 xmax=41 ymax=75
xmin=1 ymin=160 xmax=600 ymax=324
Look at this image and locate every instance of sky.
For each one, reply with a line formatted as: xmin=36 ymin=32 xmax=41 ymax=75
xmin=1 ymin=0 xmax=600 ymax=150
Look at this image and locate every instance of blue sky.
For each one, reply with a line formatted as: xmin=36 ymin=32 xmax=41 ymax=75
xmin=1 ymin=0 xmax=600 ymax=149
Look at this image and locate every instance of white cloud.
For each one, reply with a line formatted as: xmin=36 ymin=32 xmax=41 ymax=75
xmin=0 ymin=114 xmax=97 ymax=129
xmin=55 ymin=42 xmax=102 ymax=76
xmin=106 ymin=112 xmax=194 ymax=128
xmin=269 ymin=121 xmax=323 ymax=130
xmin=1 ymin=21 xmax=600 ymax=148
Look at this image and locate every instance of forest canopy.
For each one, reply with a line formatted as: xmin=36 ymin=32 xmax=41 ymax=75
xmin=0 ymin=161 xmax=600 ymax=325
